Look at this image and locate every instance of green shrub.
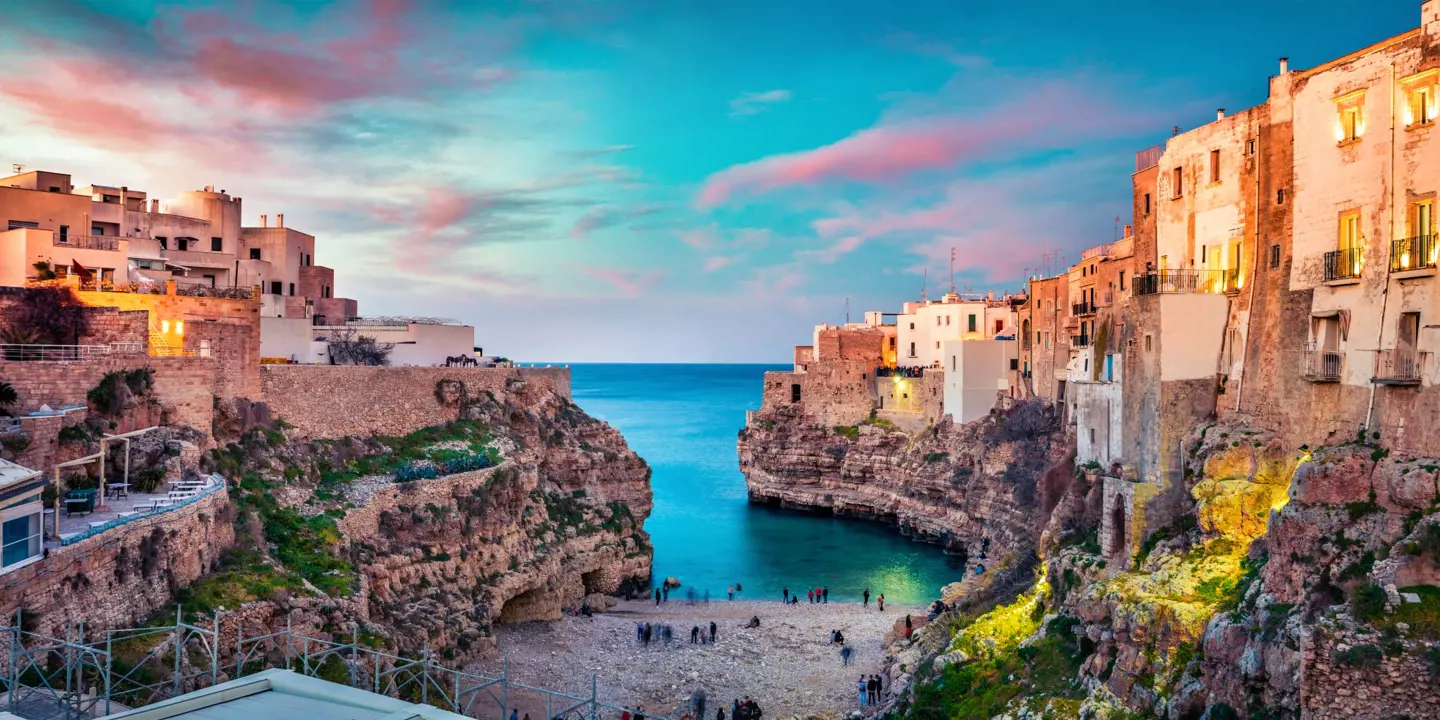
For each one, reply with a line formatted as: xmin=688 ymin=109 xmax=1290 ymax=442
xmin=1338 ymin=550 xmax=1376 ymax=582
xmin=923 ymin=452 xmax=949 ymax=462
xmin=833 ymin=425 xmax=860 ymax=439
xmin=1334 ymin=643 xmax=1382 ymax=668
xmin=58 ymin=424 xmax=91 ymax=444
xmin=1351 ymin=584 xmax=1388 ymax=623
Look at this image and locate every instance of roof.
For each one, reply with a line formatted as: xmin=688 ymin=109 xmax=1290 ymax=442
xmin=103 ymin=669 xmax=471 ymax=720
xmin=0 ymin=459 xmax=39 ymax=490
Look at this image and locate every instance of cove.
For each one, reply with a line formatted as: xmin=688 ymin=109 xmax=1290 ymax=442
xmin=566 ymin=363 xmax=966 ymax=606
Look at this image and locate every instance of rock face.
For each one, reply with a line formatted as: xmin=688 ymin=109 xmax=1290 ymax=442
xmin=739 ymin=401 xmax=1071 ymax=575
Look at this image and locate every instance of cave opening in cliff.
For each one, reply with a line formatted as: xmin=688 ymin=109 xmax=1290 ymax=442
xmin=498 ymin=585 xmax=557 ymax=624
xmin=581 ymin=569 xmax=606 ymax=595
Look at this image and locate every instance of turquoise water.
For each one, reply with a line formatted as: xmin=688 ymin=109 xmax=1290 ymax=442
xmin=566 ymin=363 xmax=967 ymax=606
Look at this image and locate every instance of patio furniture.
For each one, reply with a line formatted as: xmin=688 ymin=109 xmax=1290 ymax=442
xmin=105 ymin=483 xmax=131 ymax=500
xmin=134 ymin=499 xmax=172 ymax=513
xmin=64 ymin=489 xmax=96 ymax=516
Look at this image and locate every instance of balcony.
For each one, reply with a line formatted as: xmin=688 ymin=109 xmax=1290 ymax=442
xmin=1072 ymin=301 xmax=1096 ymax=317
xmin=1302 ymin=349 xmax=1343 ymax=382
xmin=1390 ymin=235 xmax=1438 ymax=275
xmin=52 ymin=232 xmax=119 ymax=251
xmin=1133 ymin=270 xmax=1235 ymax=296
xmin=1071 ymin=334 xmax=1091 ymax=348
xmin=1372 ymin=348 xmax=1428 ymax=385
xmin=1324 ymin=247 xmax=1364 ymax=283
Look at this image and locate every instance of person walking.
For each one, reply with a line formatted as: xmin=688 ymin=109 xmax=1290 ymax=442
xmin=878 ymin=594 xmax=885 ymax=611
xmin=691 ymin=625 xmax=700 ymax=644
xmin=510 ymin=710 xmax=519 ymax=720
xmin=857 ymin=675 xmax=868 ymax=706
xmin=807 ymin=588 xmax=814 ymax=604
xmin=710 ymin=620 xmax=718 ymax=642
xmin=866 ymin=675 xmax=877 ymax=705
xmin=782 ymin=587 xmax=788 ymax=603
xmin=863 ymin=588 xmax=870 ymax=607
xmin=905 ymin=614 xmax=913 ymax=640
xmin=822 ymin=586 xmax=829 ymax=604
xmin=655 ymin=588 xmax=662 ymax=607
xmin=840 ymin=645 xmax=853 ymax=666
xmin=728 ymin=585 xmax=734 ymax=601
xmin=663 ymin=585 xmax=669 ymax=602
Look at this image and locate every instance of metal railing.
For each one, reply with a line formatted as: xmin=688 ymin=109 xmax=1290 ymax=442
xmin=1133 ymin=269 xmax=1234 ymax=296
xmin=875 ymin=366 xmax=925 ymax=378
xmin=1324 ymin=248 xmax=1364 ymax=282
xmin=59 ymin=479 xmax=225 ymax=547
xmin=1071 ymin=334 xmax=1091 ymax=348
xmin=51 ymin=233 xmax=119 ymax=251
xmin=1302 ymin=349 xmax=1343 ymax=382
xmin=1390 ymin=234 xmax=1438 ymax=273
xmin=0 ymin=344 xmax=135 ymax=362
xmin=1072 ymin=302 xmax=1095 ymax=316
xmin=1372 ymin=348 xmax=1428 ymax=385
xmin=0 ymin=610 xmax=683 ymax=720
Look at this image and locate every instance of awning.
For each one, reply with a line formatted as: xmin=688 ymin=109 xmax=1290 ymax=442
xmin=1311 ymin=309 xmax=1350 ymax=341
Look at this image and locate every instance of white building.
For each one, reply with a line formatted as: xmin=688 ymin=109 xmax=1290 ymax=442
xmin=941 ymin=339 xmax=1017 ymax=425
xmin=260 ymin=317 xmax=478 ymax=367
xmin=896 ymin=292 xmax=1019 ymax=369
xmin=0 ymin=459 xmax=44 ymax=573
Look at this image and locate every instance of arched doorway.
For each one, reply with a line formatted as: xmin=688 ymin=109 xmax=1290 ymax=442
xmin=1109 ymin=497 xmax=1128 ymax=559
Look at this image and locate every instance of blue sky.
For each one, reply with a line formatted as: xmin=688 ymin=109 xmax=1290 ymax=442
xmin=0 ymin=0 xmax=1421 ymax=361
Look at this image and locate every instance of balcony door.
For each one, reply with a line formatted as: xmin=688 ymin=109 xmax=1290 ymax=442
xmin=1399 ymin=312 xmax=1420 ymax=356
xmin=1317 ymin=318 xmax=1341 ymax=351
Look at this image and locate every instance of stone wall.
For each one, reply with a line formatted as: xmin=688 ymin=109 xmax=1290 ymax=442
xmin=0 ymin=358 xmax=218 ymax=440
xmin=0 ymin=490 xmax=234 ymax=637
xmin=260 ymin=365 xmax=572 ymax=439
xmin=758 ymin=361 xmax=876 ymax=428
xmin=1301 ymin=627 xmax=1440 ymax=719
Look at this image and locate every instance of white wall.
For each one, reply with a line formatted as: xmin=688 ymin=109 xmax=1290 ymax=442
xmin=942 ymin=339 xmax=1014 ymax=425
xmin=1073 ymin=379 xmax=1123 ymax=467
xmin=260 ymin=317 xmax=326 ymax=362
xmin=1159 ymin=294 xmax=1230 ymax=381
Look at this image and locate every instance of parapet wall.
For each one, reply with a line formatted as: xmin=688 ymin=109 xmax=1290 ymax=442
xmin=0 ymin=490 xmax=234 ymax=637
xmin=260 ymin=365 xmax=572 ymax=439
xmin=0 ymin=357 xmax=219 ymax=437
xmin=759 ymin=361 xmax=876 ymax=427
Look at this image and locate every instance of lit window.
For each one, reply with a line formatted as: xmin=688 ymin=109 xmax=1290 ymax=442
xmin=1334 ymin=90 xmax=1366 ymax=143
xmin=199 ymin=339 xmax=212 ymax=358
xmin=174 ymin=320 xmax=184 ymax=335
xmin=1340 ymin=107 xmax=1361 ymax=141
xmin=1340 ymin=212 xmax=1361 ymax=252
xmin=161 ymin=320 xmax=170 ymax=333
xmin=1406 ymin=81 xmax=1437 ymax=127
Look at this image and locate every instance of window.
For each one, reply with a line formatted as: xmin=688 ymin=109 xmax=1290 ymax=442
xmin=289 ymin=282 xmax=296 ymax=296
xmin=909 ymin=342 xmax=916 ymax=357
xmin=270 ymin=281 xmax=282 ymax=294
xmin=1 ymin=509 xmax=41 ymax=570
xmin=888 ymin=337 xmax=895 ymax=350
xmin=936 ymin=316 xmax=941 ymax=327
xmin=1209 ymin=149 xmax=1221 ymax=183
xmin=176 ymin=238 xmax=188 ymax=251
xmin=790 ymin=384 xmax=801 ymax=403
xmin=1143 ymin=193 xmax=1152 ymax=215
xmin=1340 ymin=211 xmax=1361 ymax=251
xmin=5 ymin=220 xmax=36 ymax=231
xmin=1407 ymin=83 xmax=1436 ymax=127
xmin=91 ymin=225 xmax=105 ymax=235
xmin=967 ymin=314 xmax=976 ymax=332
xmin=249 ymin=248 xmax=260 ymax=260
xmin=199 ymin=339 xmax=212 ymax=358
xmin=945 ymin=315 xmax=950 ymax=326
xmin=951 ymin=355 xmax=956 ymax=371
xmin=1246 ymin=138 xmax=1256 ymax=155
xmin=157 ymin=236 xmax=168 ymax=249
xmin=1082 ymin=265 xmax=1087 ymax=277
xmin=1277 ymin=188 xmax=1286 ymax=205
xmin=1172 ymin=167 xmax=1183 ymax=198
xmin=211 ymin=236 xmax=222 ymax=251
xmin=935 ymin=341 xmax=940 ymax=350
xmin=102 ymin=194 xmax=119 ymax=204
xmin=994 ymin=319 xmax=1003 ymax=333
xmin=1119 ymin=270 xmax=1126 ymax=290
xmin=1145 ymin=334 xmax=1153 ymax=352
xmin=1413 ymin=199 xmax=1434 ymax=239
xmin=202 ymin=274 xmax=215 ymax=286
xmin=1337 ymin=100 xmax=1363 ymax=142
xmin=1270 ymin=244 xmax=1281 ymax=269
xmin=908 ymin=322 xmax=914 ymax=330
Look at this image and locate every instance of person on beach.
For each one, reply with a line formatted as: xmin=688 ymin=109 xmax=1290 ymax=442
xmin=510 ymin=710 xmax=519 ymax=720
xmin=663 ymin=586 xmax=669 ymax=602
xmin=782 ymin=587 xmax=788 ymax=603
xmin=655 ymin=588 xmax=662 ymax=606
xmin=716 ymin=708 xmax=724 ymax=720
xmin=636 ymin=707 xmax=646 ymax=720
xmin=857 ymin=675 xmax=868 ymax=706
xmin=840 ymin=644 xmax=852 ymax=665
xmin=867 ymin=675 xmax=878 ymax=704
xmin=622 ymin=711 xmax=631 ymax=720
xmin=747 ymin=615 xmax=760 ymax=628
xmin=728 ymin=585 xmax=734 ymax=601
xmin=905 ymin=614 xmax=913 ymax=640
xmin=863 ymin=588 xmax=870 ymax=607
xmin=878 ymin=594 xmax=885 ymax=611
xmin=691 ymin=625 xmax=700 ymax=643
xmin=710 ymin=620 xmax=718 ymax=642
xmin=822 ymin=586 xmax=829 ymax=604
xmin=636 ymin=622 xmax=644 ymax=642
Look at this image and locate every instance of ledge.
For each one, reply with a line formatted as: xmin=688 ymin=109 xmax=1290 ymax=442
xmin=1390 ymin=267 xmax=1437 ymax=281
xmin=1324 ymin=277 xmax=1362 ymax=287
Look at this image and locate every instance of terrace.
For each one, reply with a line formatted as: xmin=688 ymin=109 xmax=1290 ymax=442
xmin=45 ymin=472 xmax=225 ymax=548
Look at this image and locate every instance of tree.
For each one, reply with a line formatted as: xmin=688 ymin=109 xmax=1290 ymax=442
xmin=0 ymin=381 xmax=16 ymax=416
xmin=326 ymin=328 xmax=394 ymax=366
xmin=12 ymin=285 xmax=91 ymax=346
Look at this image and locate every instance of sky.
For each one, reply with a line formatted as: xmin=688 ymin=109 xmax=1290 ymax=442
xmin=0 ymin=0 xmax=1423 ymax=362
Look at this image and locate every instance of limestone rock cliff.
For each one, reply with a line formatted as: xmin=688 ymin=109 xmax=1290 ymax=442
xmin=739 ymin=401 xmax=1071 ymax=577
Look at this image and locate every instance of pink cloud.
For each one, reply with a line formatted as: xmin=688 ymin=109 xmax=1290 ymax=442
xmin=703 ymin=256 xmax=740 ymax=273
xmin=583 ymin=267 xmax=663 ymax=297
xmin=696 ymin=83 xmax=1124 ymax=208
xmin=571 ymin=206 xmax=616 ymax=239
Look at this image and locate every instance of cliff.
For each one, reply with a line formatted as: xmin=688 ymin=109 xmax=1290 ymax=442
xmin=739 ymin=401 xmax=1074 ymax=584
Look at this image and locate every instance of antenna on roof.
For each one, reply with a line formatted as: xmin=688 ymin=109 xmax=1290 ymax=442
xmin=922 ymin=268 xmax=928 ymax=302
xmin=845 ymin=296 xmax=850 ymax=324
xmin=1115 ymin=215 xmax=1122 ymax=241
xmin=11 ymin=164 xmax=23 ymax=175
xmin=949 ymin=247 xmax=956 ymax=295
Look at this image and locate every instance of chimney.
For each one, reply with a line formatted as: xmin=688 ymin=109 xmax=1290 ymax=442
xmin=1124 ymin=224 xmax=1133 ymax=237
xmin=260 ymin=214 xmax=267 ymax=228
xmin=277 ymin=213 xmax=284 ymax=228
xmin=204 ymin=185 xmax=213 ymax=193
xmin=1216 ymin=108 xmax=1225 ymax=120
xmin=150 ymin=199 xmax=159 ymax=213
xmin=1279 ymin=57 xmax=1289 ymax=75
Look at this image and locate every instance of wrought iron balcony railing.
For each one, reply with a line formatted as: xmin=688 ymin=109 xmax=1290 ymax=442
xmin=1302 ymin=349 xmax=1343 ymax=382
xmin=1133 ymin=270 xmax=1234 ymax=296
xmin=1071 ymin=334 xmax=1091 ymax=348
xmin=1390 ymin=234 xmax=1438 ymax=273
xmin=52 ymin=232 xmax=120 ymax=251
xmin=1324 ymin=247 xmax=1364 ymax=282
xmin=1372 ymin=348 xmax=1428 ymax=385
xmin=1072 ymin=301 xmax=1095 ymax=317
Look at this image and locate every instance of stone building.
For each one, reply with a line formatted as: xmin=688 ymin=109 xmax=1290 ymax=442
xmin=1018 ymin=273 xmax=1071 ymax=403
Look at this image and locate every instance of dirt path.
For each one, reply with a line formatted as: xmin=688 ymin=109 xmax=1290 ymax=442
xmin=473 ymin=598 xmax=920 ymax=718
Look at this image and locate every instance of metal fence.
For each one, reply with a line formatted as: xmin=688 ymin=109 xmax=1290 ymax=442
xmin=0 ymin=610 xmax=680 ymax=720
xmin=0 ymin=345 xmax=131 ymax=362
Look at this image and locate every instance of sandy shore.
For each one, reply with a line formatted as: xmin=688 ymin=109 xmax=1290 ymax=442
xmin=473 ymin=598 xmax=920 ymax=718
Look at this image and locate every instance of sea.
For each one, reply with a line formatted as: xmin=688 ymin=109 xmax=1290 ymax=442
xmin=562 ymin=363 xmax=968 ymax=606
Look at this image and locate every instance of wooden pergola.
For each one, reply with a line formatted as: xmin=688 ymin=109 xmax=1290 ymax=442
xmin=48 ymin=426 xmax=159 ymax=540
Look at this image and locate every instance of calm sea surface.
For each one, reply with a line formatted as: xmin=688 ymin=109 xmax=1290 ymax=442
xmin=561 ymin=363 xmax=966 ymax=606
